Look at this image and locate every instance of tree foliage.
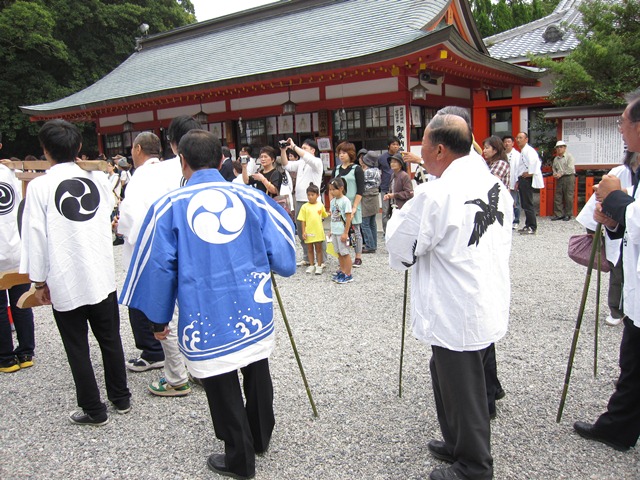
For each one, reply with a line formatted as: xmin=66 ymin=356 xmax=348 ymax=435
xmin=471 ymin=0 xmax=560 ymax=38
xmin=531 ymin=0 xmax=640 ymax=106
xmin=0 ymin=0 xmax=195 ymax=158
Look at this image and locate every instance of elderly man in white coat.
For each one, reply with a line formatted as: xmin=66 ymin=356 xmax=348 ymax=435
xmin=573 ymin=93 xmax=640 ymax=453
xmin=118 ymin=129 xmax=195 ymax=396
xmin=387 ymin=113 xmax=512 ymax=480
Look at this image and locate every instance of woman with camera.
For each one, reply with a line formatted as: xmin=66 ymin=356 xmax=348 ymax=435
xmin=242 ymin=145 xmax=282 ymax=198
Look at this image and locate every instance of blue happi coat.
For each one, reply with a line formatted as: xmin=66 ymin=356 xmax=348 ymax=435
xmin=119 ymin=168 xmax=296 ymax=377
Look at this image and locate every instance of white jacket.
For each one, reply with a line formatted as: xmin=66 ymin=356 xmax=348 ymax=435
xmin=386 ymin=155 xmax=512 ymax=351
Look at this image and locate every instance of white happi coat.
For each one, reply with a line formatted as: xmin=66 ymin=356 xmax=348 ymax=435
xmin=386 ymin=155 xmax=513 ymax=351
xmin=118 ymin=157 xmax=182 ymax=268
xmin=617 ymin=184 xmax=640 ymax=327
xmin=20 ymin=162 xmax=116 ymax=311
xmin=0 ymin=165 xmax=23 ymax=272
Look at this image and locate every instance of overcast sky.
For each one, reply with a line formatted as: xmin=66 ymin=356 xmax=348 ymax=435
xmin=189 ymin=0 xmax=279 ymax=22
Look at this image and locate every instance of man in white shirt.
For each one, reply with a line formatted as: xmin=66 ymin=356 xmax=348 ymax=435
xmin=117 ymin=118 xmax=202 ymax=397
xmin=503 ymin=135 xmax=522 ymax=229
xmin=386 ymin=113 xmax=512 ymax=480
xmin=515 ymin=132 xmax=543 ymax=235
xmin=279 ymin=138 xmax=324 ymax=265
xmin=20 ymin=119 xmax=131 ymax=425
xmin=574 ymin=93 xmax=640 ymax=452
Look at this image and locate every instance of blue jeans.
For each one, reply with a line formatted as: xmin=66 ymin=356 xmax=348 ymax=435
xmin=361 ymin=215 xmax=377 ymax=251
xmin=0 ymin=283 xmax=35 ymax=363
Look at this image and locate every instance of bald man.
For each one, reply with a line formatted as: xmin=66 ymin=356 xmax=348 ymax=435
xmin=387 ymin=113 xmax=512 ymax=480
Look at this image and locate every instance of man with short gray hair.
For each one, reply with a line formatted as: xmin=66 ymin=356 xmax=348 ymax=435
xmin=387 ymin=112 xmax=512 ymax=480
xmin=574 ymin=93 xmax=640 ymax=452
xmin=117 ymin=121 xmax=200 ymax=397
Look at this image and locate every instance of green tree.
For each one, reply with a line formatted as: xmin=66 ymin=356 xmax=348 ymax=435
xmin=531 ymin=0 xmax=640 ymax=106
xmin=471 ymin=0 xmax=495 ymax=37
xmin=493 ymin=0 xmax=514 ymax=34
xmin=472 ymin=0 xmax=560 ymax=38
xmin=0 ymin=0 xmax=195 ymax=158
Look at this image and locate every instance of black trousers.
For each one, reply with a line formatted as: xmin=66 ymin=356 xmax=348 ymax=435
xmin=518 ymin=176 xmax=537 ymax=230
xmin=593 ymin=317 xmax=640 ymax=447
xmin=484 ymin=343 xmax=502 ymax=417
xmin=0 ymin=283 xmax=35 ymax=362
xmin=128 ymin=307 xmax=164 ymax=362
xmin=431 ymin=346 xmax=493 ymax=480
xmin=53 ymin=291 xmax=131 ymax=416
xmin=201 ymin=358 xmax=275 ymax=478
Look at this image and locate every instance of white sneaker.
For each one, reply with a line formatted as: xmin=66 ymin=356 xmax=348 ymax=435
xmin=305 ymin=265 xmax=316 ymax=274
xmin=297 ymin=260 xmax=310 ymax=267
xmin=315 ymin=264 xmax=324 ymax=275
xmin=605 ymin=315 xmax=623 ymax=326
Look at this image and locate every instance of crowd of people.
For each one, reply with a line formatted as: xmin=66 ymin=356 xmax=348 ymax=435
xmin=1 ymin=94 xmax=639 ymax=480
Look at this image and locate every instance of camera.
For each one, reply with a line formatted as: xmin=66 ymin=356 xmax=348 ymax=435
xmin=240 ymin=155 xmax=249 ymax=164
xmin=278 ymin=140 xmax=289 ymax=149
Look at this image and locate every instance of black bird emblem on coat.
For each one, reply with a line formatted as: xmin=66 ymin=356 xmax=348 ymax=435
xmin=465 ymin=183 xmax=504 ymax=247
xmin=401 ymin=240 xmax=418 ymax=268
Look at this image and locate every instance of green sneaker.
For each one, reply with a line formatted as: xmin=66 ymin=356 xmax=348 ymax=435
xmin=148 ymin=377 xmax=191 ymax=397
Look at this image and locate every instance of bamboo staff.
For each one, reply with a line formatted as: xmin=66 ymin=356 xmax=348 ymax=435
xmin=398 ymin=270 xmax=409 ymax=398
xmin=271 ymin=273 xmax=318 ymax=417
xmin=557 ymin=224 xmax=603 ymax=423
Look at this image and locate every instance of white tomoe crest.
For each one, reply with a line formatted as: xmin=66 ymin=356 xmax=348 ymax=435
xmin=186 ymin=188 xmax=246 ymax=244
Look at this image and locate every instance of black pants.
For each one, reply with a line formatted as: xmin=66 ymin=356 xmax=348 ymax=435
xmin=608 ymin=258 xmax=624 ymax=319
xmin=201 ymin=358 xmax=275 ymax=478
xmin=518 ymin=176 xmax=537 ymax=231
xmin=0 ymin=283 xmax=35 ymax=362
xmin=53 ymin=291 xmax=130 ymax=416
xmin=128 ymin=307 xmax=164 ymax=362
xmin=593 ymin=317 xmax=640 ymax=447
xmin=431 ymin=346 xmax=493 ymax=480
xmin=484 ymin=343 xmax=502 ymax=417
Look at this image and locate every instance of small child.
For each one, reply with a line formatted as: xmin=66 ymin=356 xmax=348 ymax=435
xmin=328 ymin=177 xmax=353 ymax=284
xmin=297 ymin=183 xmax=328 ymax=275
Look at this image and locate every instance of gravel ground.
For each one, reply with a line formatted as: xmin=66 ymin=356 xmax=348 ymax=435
xmin=1 ymin=214 xmax=638 ymax=479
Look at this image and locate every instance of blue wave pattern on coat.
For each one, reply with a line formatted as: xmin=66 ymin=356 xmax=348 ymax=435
xmin=119 ymin=169 xmax=296 ymax=372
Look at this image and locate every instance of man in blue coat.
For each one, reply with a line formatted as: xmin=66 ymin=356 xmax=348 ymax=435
xmin=120 ymin=130 xmax=296 ymax=479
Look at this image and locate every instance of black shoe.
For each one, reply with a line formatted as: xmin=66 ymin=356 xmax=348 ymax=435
xmin=563 ymin=216 xmax=572 ymax=221
xmin=551 ymin=216 xmax=564 ymax=221
xmin=573 ymin=421 xmax=629 ymax=451
xmin=69 ymin=410 xmax=109 ymax=426
xmin=17 ymin=354 xmax=34 ymax=369
xmin=206 ymin=454 xmax=254 ymax=479
xmin=495 ymin=388 xmax=506 ymax=400
xmin=113 ymin=236 xmax=125 ymax=246
xmin=427 ymin=440 xmax=454 ymax=463
xmin=113 ymin=400 xmax=131 ymax=414
xmin=429 ymin=466 xmax=462 ymax=480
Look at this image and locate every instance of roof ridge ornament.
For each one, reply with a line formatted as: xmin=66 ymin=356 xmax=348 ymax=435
xmin=543 ymin=24 xmax=565 ymax=43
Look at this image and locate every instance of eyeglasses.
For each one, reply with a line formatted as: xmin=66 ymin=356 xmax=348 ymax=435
xmin=617 ymin=115 xmax=639 ymax=128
